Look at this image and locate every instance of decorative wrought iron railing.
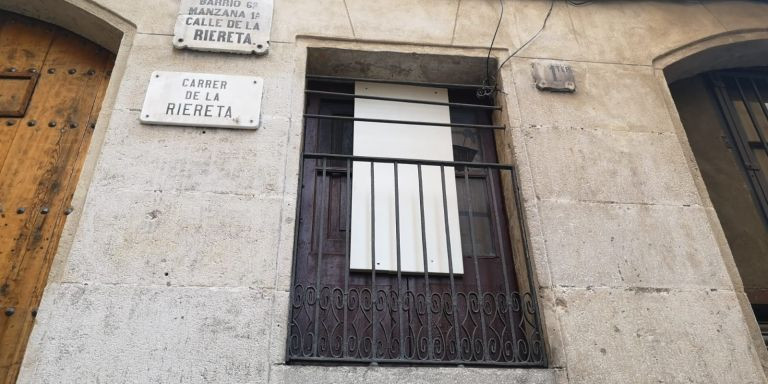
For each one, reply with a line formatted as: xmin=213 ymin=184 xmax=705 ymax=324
xmin=287 ymin=153 xmax=547 ymax=366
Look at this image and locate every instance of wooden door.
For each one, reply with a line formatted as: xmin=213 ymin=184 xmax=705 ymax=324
xmin=0 ymin=12 xmax=114 ymax=383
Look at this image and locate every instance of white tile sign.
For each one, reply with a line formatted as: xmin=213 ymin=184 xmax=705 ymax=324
xmin=174 ymin=0 xmax=273 ymax=55
xmin=140 ymin=71 xmax=263 ymax=129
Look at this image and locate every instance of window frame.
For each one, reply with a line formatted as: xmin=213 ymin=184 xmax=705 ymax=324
xmin=286 ymin=75 xmax=547 ymax=367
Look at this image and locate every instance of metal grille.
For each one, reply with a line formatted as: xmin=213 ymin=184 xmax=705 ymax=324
xmin=710 ymin=71 xmax=768 ymax=225
xmin=286 ymin=76 xmax=547 ymax=367
xmin=755 ymin=305 xmax=768 ymax=348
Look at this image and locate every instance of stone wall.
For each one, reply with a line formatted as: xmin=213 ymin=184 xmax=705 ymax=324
xmin=1 ymin=0 xmax=767 ymax=383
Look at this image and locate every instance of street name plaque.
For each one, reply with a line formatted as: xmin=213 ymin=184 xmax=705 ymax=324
xmin=140 ymin=71 xmax=263 ymax=129
xmin=174 ymin=0 xmax=273 ymax=55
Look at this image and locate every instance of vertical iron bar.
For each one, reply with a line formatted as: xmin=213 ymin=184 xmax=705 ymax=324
xmin=417 ymin=164 xmax=434 ymax=361
xmin=735 ymin=78 xmax=768 ymax=157
xmin=370 ymin=162 xmax=378 ymax=361
xmin=342 ymin=158 xmax=352 ymax=357
xmin=394 ymin=162 xmax=406 ymax=359
xmin=748 ymin=78 xmax=768 ymax=156
xmin=487 ymin=168 xmax=519 ymax=362
xmin=710 ymin=75 xmax=756 ymax=166
xmin=464 ymin=168 xmax=489 ymax=361
xmin=752 ymin=78 xmax=768 ymax=225
xmin=512 ymin=168 xmax=547 ymax=366
xmin=312 ymin=157 xmax=329 ymax=357
xmin=440 ymin=166 xmax=462 ymax=361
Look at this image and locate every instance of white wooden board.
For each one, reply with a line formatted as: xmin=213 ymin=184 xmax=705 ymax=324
xmin=350 ymin=82 xmax=464 ymax=274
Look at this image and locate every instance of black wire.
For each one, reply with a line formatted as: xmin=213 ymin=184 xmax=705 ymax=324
xmin=566 ymin=0 xmax=593 ymax=5
xmin=494 ymin=0 xmax=555 ymax=84
xmin=484 ymin=0 xmax=505 ymax=87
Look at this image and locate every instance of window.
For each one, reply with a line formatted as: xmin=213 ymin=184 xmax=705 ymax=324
xmin=708 ymin=71 xmax=768 ymax=348
xmin=710 ymin=71 xmax=768 ymax=224
xmin=286 ymin=73 xmax=545 ymax=366
xmin=756 ymin=305 xmax=768 ymax=348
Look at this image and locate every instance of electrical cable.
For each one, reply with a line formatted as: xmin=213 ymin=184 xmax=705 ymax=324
xmin=478 ymin=0 xmax=555 ymax=97
xmin=484 ymin=0 xmax=505 ymax=88
xmin=495 ymin=0 xmax=555 ymax=78
xmin=478 ymin=0 xmax=591 ymax=97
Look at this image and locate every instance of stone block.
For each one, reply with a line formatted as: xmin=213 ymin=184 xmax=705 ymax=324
xmin=554 ymin=369 xmax=569 ymax=384
xmin=508 ymin=58 xmax=675 ymax=133
xmin=701 ymin=1 xmax=768 ymax=31
xmin=502 ymin=0 xmax=731 ymax=65
xmin=268 ymin=289 xmax=291 ymax=364
xmin=92 ymin=110 xmax=289 ymax=196
xmin=566 ymin=1 xmax=725 ymax=65
xmin=703 ymin=207 xmax=746 ymax=292
xmin=0 ymin=0 xmax=125 ymax=52
xmin=18 ymin=283 xmax=273 ymax=384
xmin=273 ymin=121 xmax=303 ymax=293
xmin=345 ymin=0 xmax=458 ymax=45
xmin=493 ymin=109 xmax=553 ymax=290
xmin=554 ymin=287 xmax=765 ymax=384
xmin=519 ymin=199 xmax=553 ymax=290
xmin=269 ymin=364 xmax=556 ymax=384
xmin=536 ymin=287 xmax=568 ymax=369
xmin=452 ymin=0 xmax=516 ymax=48
xmin=274 ymin=193 xmax=297 ymax=293
xmin=505 ymin=1 xmax=585 ymax=61
xmin=539 ymin=200 xmax=731 ymax=289
xmin=63 ymin=189 xmax=282 ymax=288
xmin=523 ymin=126 xmax=700 ymax=206
xmin=271 ymin=0 xmax=354 ymax=42
xmin=97 ymin=0 xmax=178 ymax=35
xmin=113 ymin=34 xmax=295 ymax=120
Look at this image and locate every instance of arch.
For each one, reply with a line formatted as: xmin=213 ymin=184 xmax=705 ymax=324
xmin=654 ymin=28 xmax=768 ymax=377
xmin=0 ymin=0 xmax=135 ymax=53
xmin=654 ymin=29 xmax=768 ymax=83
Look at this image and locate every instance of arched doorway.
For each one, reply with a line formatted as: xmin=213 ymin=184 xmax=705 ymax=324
xmin=667 ymin=49 xmax=768 ymax=351
xmin=0 ymin=11 xmax=114 ymax=382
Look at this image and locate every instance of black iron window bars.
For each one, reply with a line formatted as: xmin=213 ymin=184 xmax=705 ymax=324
xmin=287 ymin=75 xmax=546 ymax=366
xmin=710 ymin=71 xmax=768 ymax=226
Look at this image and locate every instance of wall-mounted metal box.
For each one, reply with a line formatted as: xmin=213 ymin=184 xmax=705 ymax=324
xmin=532 ymin=61 xmax=576 ymax=93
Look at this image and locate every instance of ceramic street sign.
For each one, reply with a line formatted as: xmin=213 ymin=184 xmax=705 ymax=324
xmin=174 ymin=0 xmax=273 ymax=55
xmin=140 ymin=71 xmax=263 ymax=129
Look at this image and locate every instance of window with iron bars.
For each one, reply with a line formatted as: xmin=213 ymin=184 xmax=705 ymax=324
xmin=286 ymin=75 xmax=546 ymax=366
xmin=708 ymin=70 xmax=768 ymax=344
xmin=709 ymin=71 xmax=768 ymax=227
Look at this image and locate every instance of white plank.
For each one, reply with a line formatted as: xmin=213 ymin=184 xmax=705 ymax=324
xmin=350 ymin=82 xmax=464 ymax=274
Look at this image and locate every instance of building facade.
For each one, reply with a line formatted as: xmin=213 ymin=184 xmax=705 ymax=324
xmin=0 ymin=0 xmax=767 ymax=383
